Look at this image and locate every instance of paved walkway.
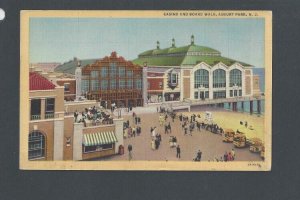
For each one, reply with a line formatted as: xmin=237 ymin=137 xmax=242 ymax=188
xmin=94 ymin=112 xmax=262 ymax=162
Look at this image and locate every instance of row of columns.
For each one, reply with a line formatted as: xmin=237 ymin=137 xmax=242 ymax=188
xmin=228 ymin=100 xmax=261 ymax=114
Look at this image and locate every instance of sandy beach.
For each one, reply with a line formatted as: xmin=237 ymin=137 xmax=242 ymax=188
xmin=181 ymin=110 xmax=265 ymax=142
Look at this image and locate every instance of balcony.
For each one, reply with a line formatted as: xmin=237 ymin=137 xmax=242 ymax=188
xmin=31 ymin=115 xmax=41 ymax=120
xmin=45 ymin=113 xmax=54 ymax=119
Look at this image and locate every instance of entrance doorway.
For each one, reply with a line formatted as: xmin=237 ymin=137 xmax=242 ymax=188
xmin=199 ymin=91 xmax=204 ymax=100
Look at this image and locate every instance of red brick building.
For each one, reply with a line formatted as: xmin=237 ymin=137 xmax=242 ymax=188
xmin=81 ymin=52 xmax=144 ymax=108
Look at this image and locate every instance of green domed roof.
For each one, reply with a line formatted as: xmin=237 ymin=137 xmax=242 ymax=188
xmin=138 ymin=44 xmax=220 ymax=57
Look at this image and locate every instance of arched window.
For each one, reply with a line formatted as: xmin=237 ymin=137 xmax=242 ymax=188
xmin=213 ymin=69 xmax=226 ymax=88
xmin=230 ymin=69 xmax=242 ymax=87
xmin=28 ymin=131 xmax=45 ymax=160
xmin=194 ymin=69 xmax=209 ymax=88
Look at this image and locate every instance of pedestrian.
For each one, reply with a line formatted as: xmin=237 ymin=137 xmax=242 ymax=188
xmin=176 ymin=145 xmax=181 ymax=158
xmin=189 ymin=123 xmax=193 ymax=136
xmin=171 ymin=136 xmax=177 ymax=147
xmin=135 ymin=116 xmax=138 ymax=125
xmin=164 ymin=124 xmax=168 ymax=134
xmin=128 ymin=127 xmax=132 ymax=138
xmin=157 ymin=133 xmax=162 ymax=142
xmin=155 ymin=138 xmax=159 ymax=149
xmin=132 ymin=126 xmax=136 ymax=137
xmin=231 ymin=149 xmax=235 ymax=160
xmin=74 ymin=110 xmax=78 ymax=122
xmin=194 ymin=150 xmax=202 ymax=161
xmin=184 ymin=126 xmax=188 ymax=135
xmin=128 ymin=144 xmax=133 ymax=161
xmin=224 ymin=151 xmax=228 ymax=162
xmin=197 ymin=121 xmax=201 ymax=132
xmin=152 ymin=127 xmax=156 ymax=138
xmin=151 ymin=139 xmax=155 ymax=150
xmin=137 ymin=126 xmax=141 ymax=136
xmin=123 ymin=128 xmax=128 ymax=138
xmin=168 ymin=122 xmax=171 ymax=134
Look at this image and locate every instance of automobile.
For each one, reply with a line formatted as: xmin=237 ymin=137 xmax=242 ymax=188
xmin=249 ymin=138 xmax=264 ymax=153
xmin=233 ymin=132 xmax=246 ymax=148
xmin=222 ymin=129 xmax=235 ymax=142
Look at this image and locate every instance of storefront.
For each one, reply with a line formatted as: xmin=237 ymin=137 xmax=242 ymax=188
xmin=82 ymin=131 xmax=118 ymax=160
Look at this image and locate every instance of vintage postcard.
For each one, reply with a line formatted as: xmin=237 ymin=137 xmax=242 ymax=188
xmin=20 ymin=10 xmax=272 ymax=170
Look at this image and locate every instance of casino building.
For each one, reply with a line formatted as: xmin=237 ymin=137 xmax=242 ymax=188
xmin=132 ymin=36 xmax=261 ymax=102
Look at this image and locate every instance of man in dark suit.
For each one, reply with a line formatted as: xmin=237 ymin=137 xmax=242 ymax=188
xmin=176 ymin=145 xmax=181 ymax=159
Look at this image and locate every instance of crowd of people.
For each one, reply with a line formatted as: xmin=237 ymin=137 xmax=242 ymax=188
xmin=73 ymin=106 xmax=113 ymax=127
xmin=123 ymin=118 xmax=142 ymax=138
xmin=118 ymin=105 xmax=240 ymax=162
xmin=209 ymin=149 xmax=236 ymax=162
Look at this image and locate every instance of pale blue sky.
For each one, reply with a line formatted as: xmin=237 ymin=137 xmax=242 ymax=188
xmin=30 ymin=18 xmax=265 ymax=67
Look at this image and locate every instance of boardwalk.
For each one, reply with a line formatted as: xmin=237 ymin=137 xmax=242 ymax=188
xmin=92 ymin=111 xmax=262 ymax=162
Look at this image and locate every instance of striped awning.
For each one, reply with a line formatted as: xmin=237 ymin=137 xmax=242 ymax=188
xmin=83 ymin=131 xmax=118 ymax=146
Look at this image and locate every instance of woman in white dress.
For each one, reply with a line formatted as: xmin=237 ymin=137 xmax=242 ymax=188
xmin=151 ymin=139 xmax=155 ymax=150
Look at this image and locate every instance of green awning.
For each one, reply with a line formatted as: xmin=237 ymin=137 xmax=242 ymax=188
xmin=83 ymin=131 xmax=118 ymax=146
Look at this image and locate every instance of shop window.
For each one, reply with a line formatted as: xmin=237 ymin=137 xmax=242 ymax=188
xmin=83 ymin=144 xmax=113 ymax=153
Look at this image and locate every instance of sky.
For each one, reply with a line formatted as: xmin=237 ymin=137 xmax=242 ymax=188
xmin=29 ymin=18 xmax=265 ymax=67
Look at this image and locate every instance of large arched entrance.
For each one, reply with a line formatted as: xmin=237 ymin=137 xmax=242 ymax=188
xmin=28 ymin=131 xmax=46 ymax=160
